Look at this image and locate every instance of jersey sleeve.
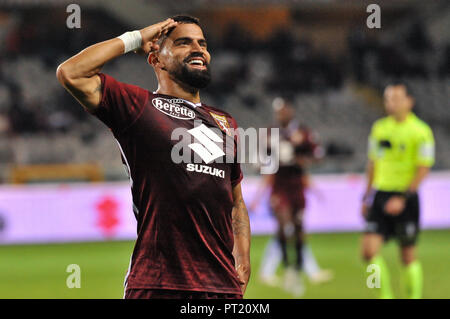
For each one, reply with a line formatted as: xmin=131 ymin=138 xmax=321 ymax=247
xmin=416 ymin=124 xmax=435 ymax=167
xmin=229 ymin=116 xmax=243 ymax=187
xmin=92 ymin=73 xmax=148 ymax=136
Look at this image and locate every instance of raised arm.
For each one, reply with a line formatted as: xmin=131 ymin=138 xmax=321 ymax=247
xmin=231 ymin=183 xmax=251 ymax=295
xmin=56 ymin=38 xmax=121 ymax=112
xmin=56 ymin=18 xmax=177 ymax=112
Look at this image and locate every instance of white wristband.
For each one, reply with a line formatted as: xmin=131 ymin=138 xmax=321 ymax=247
xmin=117 ymin=30 xmax=142 ymax=54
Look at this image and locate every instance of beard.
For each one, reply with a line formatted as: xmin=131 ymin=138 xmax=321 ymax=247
xmin=168 ymin=58 xmax=211 ymax=90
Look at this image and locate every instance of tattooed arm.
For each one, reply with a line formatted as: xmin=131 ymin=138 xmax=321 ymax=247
xmin=231 ymin=183 xmax=251 ymax=295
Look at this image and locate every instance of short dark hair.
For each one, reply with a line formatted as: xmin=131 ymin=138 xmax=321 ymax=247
xmin=386 ymin=81 xmax=413 ymax=97
xmin=156 ymin=15 xmax=201 ymax=47
xmin=171 ymin=15 xmax=200 ymax=25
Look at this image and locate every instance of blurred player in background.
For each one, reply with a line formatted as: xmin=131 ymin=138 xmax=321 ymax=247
xmin=57 ymin=16 xmax=250 ymax=299
xmin=251 ymin=97 xmax=332 ymax=296
xmin=361 ymin=83 xmax=435 ymax=299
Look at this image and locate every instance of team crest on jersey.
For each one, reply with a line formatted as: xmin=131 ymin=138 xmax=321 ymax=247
xmin=152 ymin=97 xmax=196 ymax=120
xmin=209 ymin=112 xmax=231 ymax=136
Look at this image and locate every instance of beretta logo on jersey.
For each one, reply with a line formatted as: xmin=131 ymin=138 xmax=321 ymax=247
xmin=152 ymin=97 xmax=195 ymax=120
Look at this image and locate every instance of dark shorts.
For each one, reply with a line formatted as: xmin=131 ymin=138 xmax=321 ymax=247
xmin=364 ymin=190 xmax=420 ymax=246
xmin=124 ymin=288 xmax=243 ymax=299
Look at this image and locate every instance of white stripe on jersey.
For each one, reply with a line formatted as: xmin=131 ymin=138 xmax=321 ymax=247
xmin=122 ymin=254 xmax=133 ymax=299
xmin=115 ymin=139 xmax=139 ymax=219
xmin=115 ymin=139 xmax=133 ymax=187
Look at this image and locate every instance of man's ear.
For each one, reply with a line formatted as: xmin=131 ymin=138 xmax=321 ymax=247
xmin=149 ymin=52 xmax=168 ymax=71
xmin=147 ymin=52 xmax=157 ymax=66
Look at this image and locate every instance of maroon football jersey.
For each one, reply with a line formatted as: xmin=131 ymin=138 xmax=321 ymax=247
xmin=93 ymin=73 xmax=243 ymax=294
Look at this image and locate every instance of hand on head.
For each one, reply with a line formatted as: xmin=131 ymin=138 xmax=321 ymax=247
xmin=136 ymin=18 xmax=178 ymax=56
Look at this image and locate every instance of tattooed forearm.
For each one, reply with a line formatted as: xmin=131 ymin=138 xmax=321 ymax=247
xmin=232 ymin=198 xmax=251 ymax=238
xmin=231 ymin=183 xmax=251 ymax=294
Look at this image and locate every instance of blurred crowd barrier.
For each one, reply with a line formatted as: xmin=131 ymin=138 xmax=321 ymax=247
xmin=9 ymin=163 xmax=103 ymax=183
xmin=0 ymin=172 xmax=449 ymax=245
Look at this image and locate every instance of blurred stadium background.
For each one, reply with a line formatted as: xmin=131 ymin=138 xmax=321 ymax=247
xmin=0 ymin=0 xmax=449 ymax=298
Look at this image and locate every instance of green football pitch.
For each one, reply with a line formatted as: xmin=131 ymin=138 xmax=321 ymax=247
xmin=1 ymin=230 xmax=449 ymax=299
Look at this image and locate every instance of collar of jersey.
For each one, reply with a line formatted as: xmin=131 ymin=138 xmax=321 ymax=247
xmin=388 ymin=112 xmax=416 ymax=125
xmin=152 ymin=92 xmax=202 ymax=108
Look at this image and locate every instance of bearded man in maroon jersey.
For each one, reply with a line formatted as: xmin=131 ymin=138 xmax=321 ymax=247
xmin=57 ymin=15 xmax=251 ymax=299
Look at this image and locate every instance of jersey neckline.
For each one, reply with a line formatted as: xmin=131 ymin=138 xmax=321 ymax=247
xmin=151 ymin=91 xmax=202 ymax=108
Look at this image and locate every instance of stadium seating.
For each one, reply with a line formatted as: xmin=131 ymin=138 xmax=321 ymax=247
xmin=0 ymin=5 xmax=449 ymax=182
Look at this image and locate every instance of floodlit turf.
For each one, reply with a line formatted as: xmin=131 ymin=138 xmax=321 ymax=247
xmin=0 ymin=230 xmax=449 ymax=299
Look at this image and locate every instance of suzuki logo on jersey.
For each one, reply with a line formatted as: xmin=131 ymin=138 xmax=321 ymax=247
xmin=152 ymin=97 xmax=196 ymax=120
xmin=186 ymin=164 xmax=225 ymax=178
xmin=187 ymin=124 xmax=225 ymax=164
xmin=172 ymin=122 xmax=281 ymax=174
